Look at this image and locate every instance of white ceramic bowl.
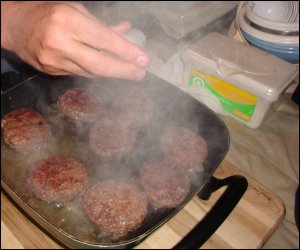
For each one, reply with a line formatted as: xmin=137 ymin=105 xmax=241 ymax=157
xmin=285 ymin=1 xmax=299 ymax=23
xmin=239 ymin=5 xmax=299 ymax=45
xmin=249 ymin=1 xmax=289 ymax=22
xmin=245 ymin=2 xmax=299 ymax=32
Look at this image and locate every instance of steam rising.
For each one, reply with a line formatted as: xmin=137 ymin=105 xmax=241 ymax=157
xmin=1 ymin=1 xmax=234 ymax=245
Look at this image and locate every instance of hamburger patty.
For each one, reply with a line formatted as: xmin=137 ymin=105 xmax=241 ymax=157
xmin=160 ymin=125 xmax=208 ymax=172
xmin=89 ymin=120 xmax=137 ymax=160
xmin=139 ymin=159 xmax=191 ymax=208
xmin=83 ymin=180 xmax=148 ymax=237
xmin=111 ymin=90 xmax=153 ymax=128
xmin=1 ymin=108 xmax=51 ymax=152
xmin=57 ymin=87 xmax=103 ymax=122
xmin=26 ymin=156 xmax=88 ymax=202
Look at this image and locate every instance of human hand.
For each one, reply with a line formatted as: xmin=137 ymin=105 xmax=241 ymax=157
xmin=1 ymin=1 xmax=150 ymax=80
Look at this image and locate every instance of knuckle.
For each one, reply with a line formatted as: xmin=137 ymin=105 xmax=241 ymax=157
xmin=40 ymin=35 xmax=58 ymax=50
xmin=36 ymin=50 xmax=53 ymax=67
xmin=48 ymin=4 xmax=71 ymax=27
xmin=41 ymin=66 xmax=68 ymax=76
xmin=36 ymin=50 xmax=48 ymax=66
xmin=41 ymin=65 xmax=53 ymax=71
xmin=41 ymin=65 xmax=58 ymax=74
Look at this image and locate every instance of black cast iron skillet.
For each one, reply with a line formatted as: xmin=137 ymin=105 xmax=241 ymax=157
xmin=1 ymin=72 xmax=247 ymax=249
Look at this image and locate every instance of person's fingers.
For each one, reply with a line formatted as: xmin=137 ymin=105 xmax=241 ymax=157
xmin=39 ymin=63 xmax=93 ymax=77
xmin=33 ymin=62 xmax=72 ymax=76
xmin=109 ymin=21 xmax=132 ymax=35
xmin=65 ymin=40 xmax=146 ymax=80
xmin=66 ymin=11 xmax=150 ymax=68
xmin=49 ymin=62 xmax=94 ymax=77
xmin=30 ymin=49 xmax=95 ymax=77
xmin=17 ymin=2 xmax=149 ymax=78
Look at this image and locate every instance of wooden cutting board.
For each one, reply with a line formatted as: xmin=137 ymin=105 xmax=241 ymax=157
xmin=1 ymin=160 xmax=285 ymax=249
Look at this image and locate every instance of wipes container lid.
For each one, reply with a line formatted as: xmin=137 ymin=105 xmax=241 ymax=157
xmin=182 ymin=32 xmax=298 ymax=102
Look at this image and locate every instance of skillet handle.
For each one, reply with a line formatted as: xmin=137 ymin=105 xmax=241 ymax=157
xmin=173 ymin=175 xmax=248 ymax=249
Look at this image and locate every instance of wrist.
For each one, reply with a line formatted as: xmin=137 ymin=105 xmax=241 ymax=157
xmin=2 ymin=1 xmax=13 ymax=50
xmin=1 ymin=1 xmax=21 ymax=51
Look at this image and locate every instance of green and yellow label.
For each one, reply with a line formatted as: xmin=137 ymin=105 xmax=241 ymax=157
xmin=188 ymin=69 xmax=257 ymax=121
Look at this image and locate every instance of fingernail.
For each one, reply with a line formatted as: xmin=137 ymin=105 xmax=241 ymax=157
xmin=137 ymin=55 xmax=150 ymax=68
xmin=135 ymin=70 xmax=146 ymax=81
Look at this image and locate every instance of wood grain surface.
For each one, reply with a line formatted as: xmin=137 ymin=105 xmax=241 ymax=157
xmin=1 ymin=160 xmax=285 ymax=249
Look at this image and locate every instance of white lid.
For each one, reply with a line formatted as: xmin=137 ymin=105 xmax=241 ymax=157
xmin=182 ymin=32 xmax=298 ymax=102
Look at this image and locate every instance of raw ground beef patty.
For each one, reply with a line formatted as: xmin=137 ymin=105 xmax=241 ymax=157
xmin=1 ymin=108 xmax=51 ymax=152
xmin=26 ymin=156 xmax=88 ymax=202
xmin=82 ymin=180 xmax=148 ymax=237
xmin=56 ymin=87 xmax=103 ymax=122
xmin=160 ymin=125 xmax=208 ymax=172
xmin=139 ymin=159 xmax=191 ymax=208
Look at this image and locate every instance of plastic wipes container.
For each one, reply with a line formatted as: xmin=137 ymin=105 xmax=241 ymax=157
xmin=181 ymin=32 xmax=298 ymax=128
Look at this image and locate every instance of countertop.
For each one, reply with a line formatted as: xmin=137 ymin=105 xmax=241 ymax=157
xmin=1 ymin=160 xmax=285 ymax=249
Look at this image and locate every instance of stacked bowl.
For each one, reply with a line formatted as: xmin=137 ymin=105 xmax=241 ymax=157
xmin=236 ymin=1 xmax=299 ymax=64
